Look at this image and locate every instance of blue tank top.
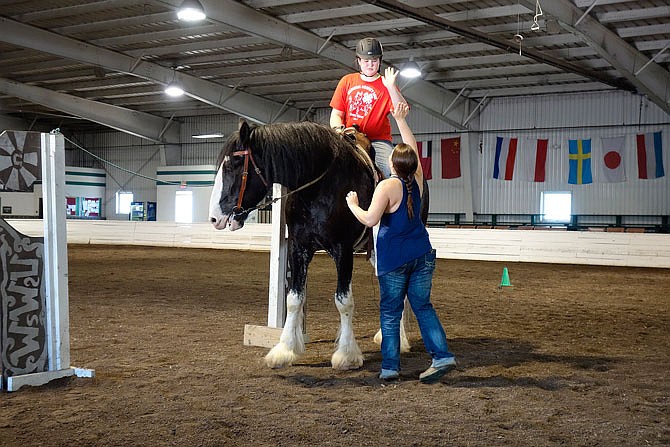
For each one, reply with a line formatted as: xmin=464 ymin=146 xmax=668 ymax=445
xmin=375 ymin=177 xmax=432 ymax=276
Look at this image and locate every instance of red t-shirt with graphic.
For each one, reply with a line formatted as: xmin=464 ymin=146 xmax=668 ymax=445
xmin=330 ymin=73 xmax=394 ymax=142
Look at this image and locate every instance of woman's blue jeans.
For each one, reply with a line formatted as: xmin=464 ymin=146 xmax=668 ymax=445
xmin=377 ymin=249 xmax=453 ymax=372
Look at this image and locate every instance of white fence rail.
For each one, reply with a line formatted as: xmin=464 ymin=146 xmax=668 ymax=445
xmin=8 ymin=220 xmax=670 ymax=268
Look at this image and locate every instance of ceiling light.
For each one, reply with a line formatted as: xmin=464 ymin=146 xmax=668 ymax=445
xmin=192 ymin=133 xmax=225 ymax=139
xmin=400 ymin=58 xmax=422 ymax=78
xmin=165 ymin=81 xmax=184 ymax=97
xmin=177 ymin=0 xmax=206 ymax=21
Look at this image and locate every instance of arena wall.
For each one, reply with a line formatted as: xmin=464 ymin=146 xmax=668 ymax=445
xmin=8 ymin=220 xmax=670 ymax=268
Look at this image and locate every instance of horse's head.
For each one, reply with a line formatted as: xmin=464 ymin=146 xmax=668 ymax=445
xmin=209 ymin=120 xmax=269 ymax=231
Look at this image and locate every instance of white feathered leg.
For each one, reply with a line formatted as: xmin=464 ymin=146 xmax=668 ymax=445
xmin=331 ymin=286 xmax=363 ymax=370
xmin=265 ymin=290 xmax=305 ymax=368
xmin=373 ymin=297 xmax=412 ymax=353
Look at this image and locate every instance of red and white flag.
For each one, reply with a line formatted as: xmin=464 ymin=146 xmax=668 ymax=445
xmin=517 ymin=138 xmax=548 ymax=182
xmin=599 ymin=136 xmax=626 ymax=183
xmin=417 ymin=140 xmax=432 ymax=180
xmin=636 ymin=131 xmax=665 ymax=179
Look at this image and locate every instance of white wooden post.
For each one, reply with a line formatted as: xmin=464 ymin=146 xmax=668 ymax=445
xmin=244 ymin=183 xmax=310 ymax=347
xmin=267 ymin=183 xmax=288 ymax=328
xmin=42 ymin=132 xmax=70 ymax=372
xmin=5 ymin=132 xmax=93 ymax=391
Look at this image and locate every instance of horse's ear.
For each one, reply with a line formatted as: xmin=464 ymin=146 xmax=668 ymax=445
xmin=238 ymin=119 xmax=251 ymax=145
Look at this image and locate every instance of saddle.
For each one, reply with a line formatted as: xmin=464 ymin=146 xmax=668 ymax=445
xmin=341 ymin=126 xmax=384 ymax=184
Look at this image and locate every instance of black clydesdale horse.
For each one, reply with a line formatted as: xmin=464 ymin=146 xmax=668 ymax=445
xmin=209 ymin=120 xmax=376 ymax=370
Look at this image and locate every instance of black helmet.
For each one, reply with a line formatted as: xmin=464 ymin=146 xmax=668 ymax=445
xmin=356 ymin=37 xmax=383 ymax=60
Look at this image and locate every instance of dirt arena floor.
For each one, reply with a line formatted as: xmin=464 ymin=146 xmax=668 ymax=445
xmin=1 ymin=244 xmax=668 ymax=446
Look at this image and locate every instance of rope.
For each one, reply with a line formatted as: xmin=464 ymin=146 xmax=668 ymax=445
xmin=58 ymin=129 xmax=331 ymax=214
xmin=58 ymin=131 xmax=198 ymax=187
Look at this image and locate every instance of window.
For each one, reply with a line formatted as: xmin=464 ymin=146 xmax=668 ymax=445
xmin=175 ymin=190 xmax=193 ymax=223
xmin=541 ymin=191 xmax=571 ymax=223
xmin=116 ymin=191 xmax=133 ymax=214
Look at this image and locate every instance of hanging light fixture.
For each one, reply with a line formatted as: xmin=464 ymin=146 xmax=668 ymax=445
xmin=400 ymin=57 xmax=422 ymax=78
xmin=177 ymin=0 xmax=206 ymax=21
xmin=165 ymin=70 xmax=185 ymax=97
xmin=192 ymin=133 xmax=225 ymax=139
xmin=165 ymin=81 xmax=184 ymax=97
xmin=165 ymin=83 xmax=184 ymax=97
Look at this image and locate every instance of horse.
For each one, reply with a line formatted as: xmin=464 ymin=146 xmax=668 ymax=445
xmin=209 ymin=119 xmax=377 ymax=370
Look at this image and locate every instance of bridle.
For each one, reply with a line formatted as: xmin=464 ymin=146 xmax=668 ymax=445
xmin=228 ymin=145 xmax=331 ymax=217
xmin=231 ymin=146 xmax=267 ymax=216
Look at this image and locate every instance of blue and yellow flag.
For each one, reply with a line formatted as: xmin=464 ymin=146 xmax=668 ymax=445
xmin=568 ymin=139 xmax=593 ymax=184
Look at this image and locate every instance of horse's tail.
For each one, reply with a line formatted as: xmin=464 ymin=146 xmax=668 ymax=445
xmin=420 ymin=177 xmax=430 ymax=225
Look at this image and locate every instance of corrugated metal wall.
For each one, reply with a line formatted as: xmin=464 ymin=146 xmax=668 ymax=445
xmin=385 ymin=90 xmax=668 ymax=222
xmin=75 ymin=132 xmax=165 ymax=219
xmin=180 ymin=114 xmax=244 ymax=165
xmin=69 ymin=90 xmax=668 ymax=222
xmin=477 ymin=91 xmax=669 ymax=218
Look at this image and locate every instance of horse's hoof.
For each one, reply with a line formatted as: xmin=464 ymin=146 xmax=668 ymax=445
xmin=265 ymin=342 xmax=298 ymax=369
xmin=374 ymin=329 xmax=411 ymax=352
xmin=331 ymin=350 xmax=363 ymax=370
xmin=373 ymin=329 xmax=382 ymax=346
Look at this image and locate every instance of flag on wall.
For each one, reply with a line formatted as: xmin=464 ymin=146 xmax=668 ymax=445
xmin=636 ymin=131 xmax=665 ymax=179
xmin=441 ymin=137 xmax=461 ymax=179
xmin=599 ymin=136 xmax=626 ymax=183
xmin=493 ymin=137 xmax=518 ymax=180
xmin=517 ymin=138 xmax=548 ymax=182
xmin=568 ymin=139 xmax=593 ymax=184
xmin=417 ymin=141 xmax=432 ymax=180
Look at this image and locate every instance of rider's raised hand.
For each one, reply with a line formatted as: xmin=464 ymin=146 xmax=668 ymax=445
xmin=381 ymin=67 xmax=398 ymax=89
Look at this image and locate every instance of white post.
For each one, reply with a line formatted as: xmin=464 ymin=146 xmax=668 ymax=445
xmin=243 ymin=183 xmax=310 ymax=347
xmin=267 ymin=183 xmax=288 ymax=328
xmin=5 ymin=132 xmax=93 ymax=392
xmin=42 ymin=132 xmax=70 ymax=371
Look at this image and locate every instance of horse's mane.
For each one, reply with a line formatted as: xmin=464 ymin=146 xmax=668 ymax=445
xmin=249 ymin=122 xmax=348 ymax=187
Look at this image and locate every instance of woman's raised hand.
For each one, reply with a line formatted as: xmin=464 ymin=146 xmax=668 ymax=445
xmin=392 ymin=101 xmax=409 ymax=120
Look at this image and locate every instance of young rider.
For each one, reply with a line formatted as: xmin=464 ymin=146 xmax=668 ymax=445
xmin=330 ymin=37 xmax=408 ymax=178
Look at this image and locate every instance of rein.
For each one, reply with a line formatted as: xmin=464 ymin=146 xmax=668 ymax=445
xmin=230 ymin=146 xmax=331 ymax=217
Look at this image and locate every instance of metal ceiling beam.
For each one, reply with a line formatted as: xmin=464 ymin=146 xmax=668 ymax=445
xmin=0 ymin=17 xmax=305 ymax=125
xmin=519 ymin=0 xmax=670 ymax=114
xmin=364 ymin=0 xmax=636 ymax=94
xmin=192 ymin=0 xmax=472 ymax=129
xmin=0 ymin=77 xmax=180 ymax=144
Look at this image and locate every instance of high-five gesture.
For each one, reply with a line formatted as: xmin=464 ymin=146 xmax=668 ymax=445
xmin=381 ymin=66 xmax=398 ymax=90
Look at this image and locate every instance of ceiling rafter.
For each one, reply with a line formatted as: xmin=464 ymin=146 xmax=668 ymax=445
xmin=0 ymin=16 xmax=307 ymax=130
xmin=519 ymin=0 xmax=670 ymax=113
xmin=361 ymin=0 xmax=636 ymax=93
xmin=177 ymin=0 xmax=474 ymax=129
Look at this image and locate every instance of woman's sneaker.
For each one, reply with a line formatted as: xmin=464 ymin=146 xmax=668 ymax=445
xmin=419 ymin=357 xmax=456 ymax=384
xmin=379 ymin=369 xmax=400 ymax=380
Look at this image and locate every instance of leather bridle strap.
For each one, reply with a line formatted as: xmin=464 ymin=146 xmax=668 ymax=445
xmin=232 ymin=148 xmax=268 ymax=214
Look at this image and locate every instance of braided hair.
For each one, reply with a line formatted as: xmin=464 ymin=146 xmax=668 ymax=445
xmin=390 ymin=143 xmax=419 ymax=220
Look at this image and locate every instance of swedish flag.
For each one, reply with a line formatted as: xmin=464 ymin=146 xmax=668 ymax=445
xmin=568 ymin=139 xmax=593 ymax=185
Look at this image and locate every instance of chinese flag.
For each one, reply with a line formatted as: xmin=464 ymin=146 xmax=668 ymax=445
xmin=441 ymin=137 xmax=461 ymax=179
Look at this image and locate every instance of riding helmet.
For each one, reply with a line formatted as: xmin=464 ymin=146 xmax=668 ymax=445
xmin=356 ymin=37 xmax=383 ymax=61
